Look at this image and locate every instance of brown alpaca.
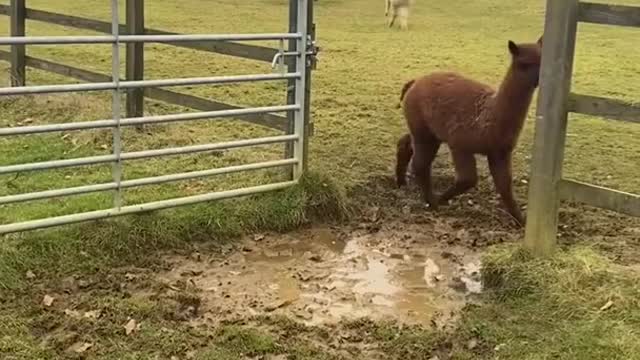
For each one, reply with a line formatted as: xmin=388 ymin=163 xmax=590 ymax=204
xmin=396 ymin=37 xmax=542 ymax=227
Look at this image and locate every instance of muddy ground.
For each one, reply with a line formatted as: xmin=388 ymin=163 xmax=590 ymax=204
xmin=144 ymin=171 xmax=639 ymax=333
xmin=143 ymin=172 xmax=520 ymax=331
xmin=155 ymin=223 xmax=482 ymax=330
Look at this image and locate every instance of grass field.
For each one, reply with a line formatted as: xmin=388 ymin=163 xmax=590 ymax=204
xmin=1 ymin=0 xmax=640 ymax=359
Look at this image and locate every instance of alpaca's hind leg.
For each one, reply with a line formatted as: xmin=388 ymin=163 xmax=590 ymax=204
xmin=439 ymin=150 xmax=478 ymax=205
xmin=397 ymin=7 xmax=409 ymax=30
xmin=411 ymin=134 xmax=441 ymax=208
xmin=395 ymin=133 xmax=413 ymax=187
xmin=488 ymin=151 xmax=524 ymax=227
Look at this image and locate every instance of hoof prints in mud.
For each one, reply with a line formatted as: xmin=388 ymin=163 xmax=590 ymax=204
xmin=153 ymin=224 xmax=483 ymax=328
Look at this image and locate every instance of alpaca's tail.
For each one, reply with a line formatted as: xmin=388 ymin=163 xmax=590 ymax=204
xmin=397 ymin=79 xmax=415 ymax=108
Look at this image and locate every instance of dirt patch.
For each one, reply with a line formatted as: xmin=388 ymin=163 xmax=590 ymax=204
xmin=145 ymin=173 xmax=640 ymax=330
xmin=150 ymin=216 xmax=484 ymax=330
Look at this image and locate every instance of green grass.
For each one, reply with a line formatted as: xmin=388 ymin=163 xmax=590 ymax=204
xmin=1 ymin=0 xmax=640 ymax=359
xmin=470 ymin=246 xmax=640 ymax=359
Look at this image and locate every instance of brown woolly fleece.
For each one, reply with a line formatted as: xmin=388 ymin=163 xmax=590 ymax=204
xmin=395 ymin=37 xmax=543 ymax=227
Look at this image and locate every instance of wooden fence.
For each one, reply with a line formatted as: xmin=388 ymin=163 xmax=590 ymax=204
xmin=524 ymin=1 xmax=640 ymax=255
xmin=0 ymin=0 xmax=312 ymax=135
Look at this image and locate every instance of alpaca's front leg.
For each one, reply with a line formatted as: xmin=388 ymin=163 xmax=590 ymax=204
xmin=488 ymin=151 xmax=525 ymax=227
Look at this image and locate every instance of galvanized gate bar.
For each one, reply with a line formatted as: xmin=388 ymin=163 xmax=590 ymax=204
xmin=0 ymin=73 xmax=301 ymax=96
xmin=110 ymin=0 xmax=123 ymax=208
xmin=0 ymin=33 xmax=302 ymax=45
xmin=0 ymin=159 xmax=298 ymax=205
xmin=0 ymin=0 xmax=314 ymax=234
xmin=0 ymin=134 xmax=299 ymax=175
xmin=0 ymin=181 xmax=298 ymax=234
xmin=0 ymin=105 xmax=299 ymax=136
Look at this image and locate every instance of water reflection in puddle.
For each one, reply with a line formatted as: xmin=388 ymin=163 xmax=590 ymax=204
xmin=161 ymin=226 xmax=483 ymax=327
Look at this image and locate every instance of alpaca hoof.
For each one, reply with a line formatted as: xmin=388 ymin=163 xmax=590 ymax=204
xmin=424 ymin=197 xmax=439 ymax=211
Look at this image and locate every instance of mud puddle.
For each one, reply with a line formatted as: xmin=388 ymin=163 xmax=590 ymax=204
xmin=152 ymin=220 xmax=484 ymax=328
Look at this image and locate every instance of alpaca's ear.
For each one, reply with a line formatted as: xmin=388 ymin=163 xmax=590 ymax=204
xmin=537 ymin=36 xmax=543 ymax=46
xmin=508 ymin=40 xmax=519 ymax=56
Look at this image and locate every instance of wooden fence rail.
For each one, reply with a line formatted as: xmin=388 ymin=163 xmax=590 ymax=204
xmin=0 ymin=1 xmax=288 ymax=132
xmin=524 ymin=0 xmax=640 ymax=256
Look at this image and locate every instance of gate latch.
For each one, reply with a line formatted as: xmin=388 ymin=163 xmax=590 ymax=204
xmin=270 ymin=37 xmax=320 ymax=72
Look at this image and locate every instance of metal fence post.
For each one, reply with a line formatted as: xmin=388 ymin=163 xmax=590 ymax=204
xmin=523 ymin=0 xmax=579 ymax=256
xmin=10 ymin=0 xmax=26 ymax=87
xmin=302 ymin=0 xmax=315 ymax=172
xmin=292 ymin=0 xmax=309 ymax=179
xmin=126 ymin=0 xmax=145 ymax=125
xmin=284 ymin=0 xmax=298 ymax=179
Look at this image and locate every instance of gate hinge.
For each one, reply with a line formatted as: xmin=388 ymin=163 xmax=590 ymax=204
xmin=307 ymin=24 xmax=319 ymax=69
xmin=307 ymin=41 xmax=320 ymax=69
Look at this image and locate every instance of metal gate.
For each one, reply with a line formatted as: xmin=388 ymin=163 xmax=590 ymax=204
xmin=0 ymin=0 xmax=316 ymax=234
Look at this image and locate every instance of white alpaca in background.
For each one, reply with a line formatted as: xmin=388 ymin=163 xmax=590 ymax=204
xmin=385 ymin=0 xmax=412 ymax=30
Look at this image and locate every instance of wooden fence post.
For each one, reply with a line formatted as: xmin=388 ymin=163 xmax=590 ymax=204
xmin=523 ymin=0 xmax=579 ymax=256
xmin=10 ymin=0 xmax=26 ymax=87
xmin=126 ymin=0 xmax=144 ymax=122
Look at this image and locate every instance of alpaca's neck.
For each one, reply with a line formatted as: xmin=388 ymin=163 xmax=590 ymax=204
xmin=488 ymin=66 xmax=536 ymax=142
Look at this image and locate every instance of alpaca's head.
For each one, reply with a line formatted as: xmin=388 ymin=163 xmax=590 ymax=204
xmin=508 ymin=36 xmax=543 ymax=88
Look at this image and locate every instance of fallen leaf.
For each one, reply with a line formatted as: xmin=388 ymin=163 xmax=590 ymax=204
xmin=26 ymin=270 xmax=36 ymax=279
xmin=467 ymin=338 xmax=479 ymax=350
xmin=190 ymin=252 xmax=202 ymax=262
xmin=264 ymin=299 xmax=292 ymax=312
xmin=600 ymin=300 xmax=614 ymax=311
xmin=124 ymin=319 xmax=139 ymax=335
xmin=42 ymin=295 xmax=55 ymax=307
xmin=494 ymin=343 xmax=507 ymax=351
xmin=64 ymin=309 xmax=81 ymax=318
xmin=83 ymin=310 xmax=102 ymax=319
xmin=68 ymin=342 xmax=93 ymax=354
